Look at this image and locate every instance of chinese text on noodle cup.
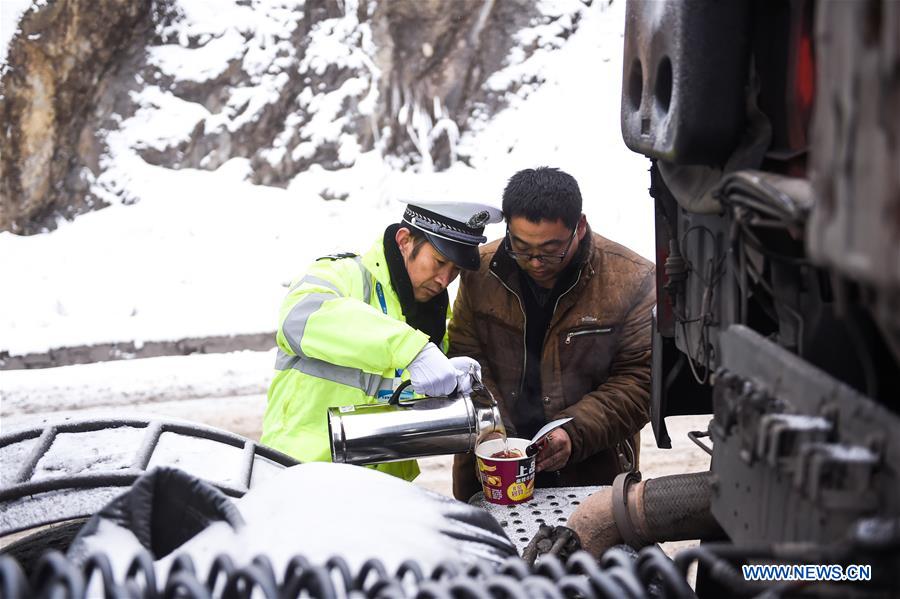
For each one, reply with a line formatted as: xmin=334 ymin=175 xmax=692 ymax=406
xmin=475 ymin=437 xmax=536 ymax=505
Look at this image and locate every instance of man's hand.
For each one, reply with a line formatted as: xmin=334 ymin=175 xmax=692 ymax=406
xmin=536 ymin=428 xmax=572 ymax=472
xmin=449 ymin=356 xmax=482 ymax=394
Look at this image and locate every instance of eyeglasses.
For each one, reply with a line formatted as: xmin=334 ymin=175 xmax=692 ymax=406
xmin=504 ymin=227 xmax=577 ymax=264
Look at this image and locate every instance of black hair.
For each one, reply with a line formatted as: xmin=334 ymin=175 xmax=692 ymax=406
xmin=400 ymin=224 xmax=430 ymax=259
xmin=501 ymin=166 xmax=582 ymax=230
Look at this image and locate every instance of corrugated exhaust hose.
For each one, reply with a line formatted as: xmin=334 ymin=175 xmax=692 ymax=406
xmin=567 ymin=471 xmax=725 ymax=556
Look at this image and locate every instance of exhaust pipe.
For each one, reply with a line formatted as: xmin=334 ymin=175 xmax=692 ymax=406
xmin=567 ymin=471 xmax=724 ymax=556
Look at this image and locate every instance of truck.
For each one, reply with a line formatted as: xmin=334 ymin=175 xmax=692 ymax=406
xmin=597 ymin=0 xmax=899 ymax=595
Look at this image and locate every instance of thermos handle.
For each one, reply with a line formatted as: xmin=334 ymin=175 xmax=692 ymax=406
xmin=388 ymin=380 xmax=413 ymax=405
xmin=389 ymin=379 xmax=461 ymax=405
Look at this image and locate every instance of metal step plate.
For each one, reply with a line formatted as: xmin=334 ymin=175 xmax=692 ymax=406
xmin=469 ymin=486 xmax=604 ymax=552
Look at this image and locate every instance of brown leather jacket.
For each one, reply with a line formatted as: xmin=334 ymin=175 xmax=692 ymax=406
xmin=448 ymin=228 xmax=655 ymax=500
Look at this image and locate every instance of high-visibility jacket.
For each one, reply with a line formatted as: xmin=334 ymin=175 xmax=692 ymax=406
xmin=261 ymin=237 xmax=448 ymax=481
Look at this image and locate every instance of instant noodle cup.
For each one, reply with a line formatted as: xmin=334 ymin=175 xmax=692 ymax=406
xmin=475 ymin=437 xmax=536 ymax=505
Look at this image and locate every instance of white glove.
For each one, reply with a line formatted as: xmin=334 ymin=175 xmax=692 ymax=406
xmin=407 ymin=343 xmax=459 ymax=397
xmin=449 ymin=356 xmax=482 ymax=395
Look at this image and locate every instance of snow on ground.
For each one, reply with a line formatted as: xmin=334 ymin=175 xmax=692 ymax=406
xmin=1 ymin=349 xmax=273 ymax=417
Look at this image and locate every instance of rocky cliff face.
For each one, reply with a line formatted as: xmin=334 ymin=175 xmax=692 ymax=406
xmin=0 ymin=0 xmax=153 ymax=233
xmin=1 ymin=0 xmax=587 ymax=234
xmin=370 ymin=0 xmax=537 ymax=171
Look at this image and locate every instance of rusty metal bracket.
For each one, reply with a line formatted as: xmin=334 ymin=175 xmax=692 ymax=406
xmin=612 ymin=470 xmax=645 ymax=549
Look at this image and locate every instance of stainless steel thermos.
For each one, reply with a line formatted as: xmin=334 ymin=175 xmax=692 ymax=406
xmin=328 ymin=381 xmax=504 ymax=465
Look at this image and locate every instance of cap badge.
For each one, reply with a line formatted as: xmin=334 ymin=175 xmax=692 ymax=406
xmin=467 ymin=210 xmax=491 ymax=228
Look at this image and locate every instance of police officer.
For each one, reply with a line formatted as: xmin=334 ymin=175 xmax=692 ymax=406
xmin=262 ymin=199 xmax=502 ymax=481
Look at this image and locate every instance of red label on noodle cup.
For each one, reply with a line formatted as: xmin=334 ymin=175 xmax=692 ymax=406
xmin=475 ymin=437 xmax=535 ymax=505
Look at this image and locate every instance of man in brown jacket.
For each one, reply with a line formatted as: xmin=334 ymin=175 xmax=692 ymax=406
xmin=449 ymin=167 xmax=655 ymax=500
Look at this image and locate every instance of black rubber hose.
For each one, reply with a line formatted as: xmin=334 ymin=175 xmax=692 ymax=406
xmin=641 ymin=472 xmax=725 ymax=542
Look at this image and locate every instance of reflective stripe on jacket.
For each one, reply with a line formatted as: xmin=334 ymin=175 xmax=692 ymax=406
xmin=261 ymin=237 xmax=438 ymax=481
